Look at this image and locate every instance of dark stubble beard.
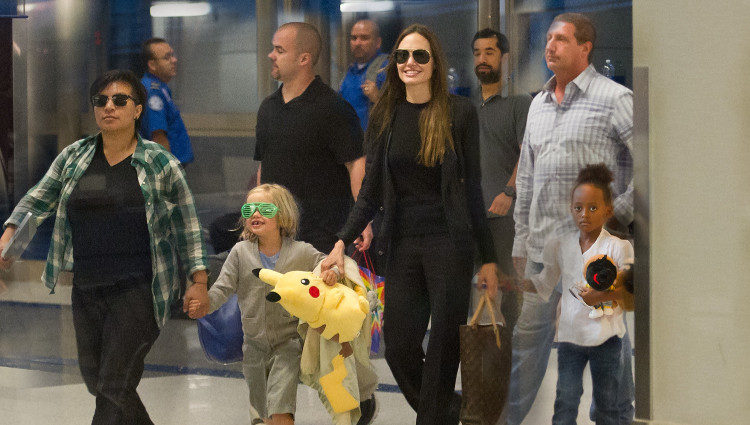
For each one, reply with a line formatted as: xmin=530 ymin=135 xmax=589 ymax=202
xmin=475 ymin=65 xmax=501 ymax=84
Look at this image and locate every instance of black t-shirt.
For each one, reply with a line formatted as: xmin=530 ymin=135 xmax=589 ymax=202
xmin=388 ymin=101 xmax=447 ymax=237
xmin=254 ymin=76 xmax=364 ymax=252
xmin=67 ymin=138 xmax=152 ymax=288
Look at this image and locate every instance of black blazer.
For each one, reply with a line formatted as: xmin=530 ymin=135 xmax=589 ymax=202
xmin=337 ymin=95 xmax=496 ymax=265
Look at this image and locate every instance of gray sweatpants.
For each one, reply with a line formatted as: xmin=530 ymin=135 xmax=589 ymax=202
xmin=242 ymin=337 xmax=302 ymax=424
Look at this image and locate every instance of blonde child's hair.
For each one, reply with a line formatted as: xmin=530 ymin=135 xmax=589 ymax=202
xmin=240 ymin=183 xmax=300 ymax=242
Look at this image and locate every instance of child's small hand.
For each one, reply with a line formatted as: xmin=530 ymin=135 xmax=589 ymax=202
xmin=320 ymin=266 xmax=340 ymax=286
xmin=188 ymin=299 xmax=208 ymax=319
xmin=579 ymin=286 xmax=604 ymax=306
xmin=580 ymin=284 xmax=623 ymax=306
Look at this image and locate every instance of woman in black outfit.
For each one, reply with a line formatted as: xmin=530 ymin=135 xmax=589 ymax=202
xmin=322 ymin=24 xmax=499 ymax=425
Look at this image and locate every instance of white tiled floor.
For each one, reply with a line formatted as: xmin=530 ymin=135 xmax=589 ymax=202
xmin=0 ymin=357 xmax=604 ymax=424
xmin=0 ymin=280 xmax=632 ymax=424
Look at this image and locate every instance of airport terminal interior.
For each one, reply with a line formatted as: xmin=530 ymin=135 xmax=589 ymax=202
xmin=1 ymin=1 xmax=748 ymax=425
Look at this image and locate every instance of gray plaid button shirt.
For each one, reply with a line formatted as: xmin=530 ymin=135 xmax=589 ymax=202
xmin=4 ymin=134 xmax=208 ymax=327
xmin=512 ymin=64 xmax=633 ymax=263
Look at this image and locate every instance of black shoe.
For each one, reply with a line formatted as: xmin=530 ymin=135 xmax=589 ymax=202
xmin=357 ymin=394 xmax=377 ymax=425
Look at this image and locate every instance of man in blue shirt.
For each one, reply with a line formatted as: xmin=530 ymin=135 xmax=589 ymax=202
xmin=339 ymin=19 xmax=387 ymax=132
xmin=140 ymin=38 xmax=194 ymax=166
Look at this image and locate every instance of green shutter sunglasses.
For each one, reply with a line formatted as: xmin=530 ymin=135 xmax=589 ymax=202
xmin=241 ymin=202 xmax=279 ymax=219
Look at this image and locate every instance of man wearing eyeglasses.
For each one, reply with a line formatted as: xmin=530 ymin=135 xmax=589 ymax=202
xmin=139 ymin=38 xmax=194 ymax=166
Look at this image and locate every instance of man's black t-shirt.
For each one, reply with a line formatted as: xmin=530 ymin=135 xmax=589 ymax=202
xmin=254 ymin=76 xmax=363 ymax=252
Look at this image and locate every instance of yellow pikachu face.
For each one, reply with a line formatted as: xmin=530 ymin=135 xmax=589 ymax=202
xmin=253 ymin=268 xmax=328 ymax=324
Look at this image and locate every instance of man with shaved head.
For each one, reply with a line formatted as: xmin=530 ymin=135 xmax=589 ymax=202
xmin=253 ymin=23 xmax=377 ymax=422
xmin=256 ymin=21 xmax=366 ymax=254
xmin=339 ymin=19 xmax=388 ymax=131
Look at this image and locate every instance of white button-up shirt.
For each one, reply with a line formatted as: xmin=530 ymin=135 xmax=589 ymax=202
xmin=530 ymin=228 xmax=633 ymax=347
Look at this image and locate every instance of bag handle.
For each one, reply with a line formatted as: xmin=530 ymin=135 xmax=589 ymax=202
xmin=351 ymin=249 xmax=362 ymax=262
xmin=353 ymin=249 xmax=377 ymax=274
xmin=468 ymin=292 xmax=503 ymax=350
xmin=363 ymin=250 xmax=375 ymax=273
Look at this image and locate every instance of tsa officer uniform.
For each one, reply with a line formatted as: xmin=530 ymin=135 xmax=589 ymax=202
xmin=339 ymin=53 xmax=387 ymax=131
xmin=140 ymin=72 xmax=194 ymax=165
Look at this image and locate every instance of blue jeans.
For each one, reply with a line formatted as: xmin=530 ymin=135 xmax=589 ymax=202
xmin=554 ymin=337 xmax=622 ymax=425
xmin=590 ymin=323 xmax=635 ymax=424
xmin=506 ymin=261 xmax=634 ymax=425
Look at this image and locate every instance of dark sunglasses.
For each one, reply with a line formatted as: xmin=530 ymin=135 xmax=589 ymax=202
xmin=394 ymin=49 xmax=431 ymax=65
xmin=241 ymin=202 xmax=279 ymax=219
xmin=91 ymin=94 xmax=136 ymax=108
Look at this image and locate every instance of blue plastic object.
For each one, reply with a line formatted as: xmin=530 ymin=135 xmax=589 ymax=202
xmin=197 ymin=294 xmax=244 ymax=364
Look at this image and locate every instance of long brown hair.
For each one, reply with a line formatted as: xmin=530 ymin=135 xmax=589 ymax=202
xmin=367 ymin=24 xmax=453 ymax=167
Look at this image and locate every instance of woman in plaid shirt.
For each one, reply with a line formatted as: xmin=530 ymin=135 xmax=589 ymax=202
xmin=0 ymin=70 xmax=208 ymax=425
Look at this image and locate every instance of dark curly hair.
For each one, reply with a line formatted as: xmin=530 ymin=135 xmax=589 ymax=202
xmin=572 ymin=163 xmax=614 ymax=205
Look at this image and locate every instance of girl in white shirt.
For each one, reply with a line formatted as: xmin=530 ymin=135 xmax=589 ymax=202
xmin=518 ymin=164 xmax=633 ymax=425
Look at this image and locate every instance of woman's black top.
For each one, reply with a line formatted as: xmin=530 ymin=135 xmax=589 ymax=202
xmin=67 ymin=138 xmax=152 ymax=288
xmin=338 ymin=95 xmax=497 ymax=264
xmin=388 ymin=101 xmax=447 ymax=237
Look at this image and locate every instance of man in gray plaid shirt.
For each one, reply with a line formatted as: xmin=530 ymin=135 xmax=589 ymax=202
xmin=507 ymin=13 xmax=634 ymax=425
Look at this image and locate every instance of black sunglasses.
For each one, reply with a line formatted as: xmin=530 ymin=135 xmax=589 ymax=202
xmin=91 ymin=94 xmax=136 ymax=108
xmin=394 ymin=49 xmax=431 ymax=65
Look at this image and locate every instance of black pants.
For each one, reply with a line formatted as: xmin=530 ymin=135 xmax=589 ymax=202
xmin=72 ymin=281 xmax=160 ymax=425
xmin=384 ymin=233 xmax=474 ymax=425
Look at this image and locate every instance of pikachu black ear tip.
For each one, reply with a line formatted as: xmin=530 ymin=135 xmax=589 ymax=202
xmin=252 ymin=268 xmax=261 ymax=278
xmin=266 ymin=292 xmax=281 ymax=302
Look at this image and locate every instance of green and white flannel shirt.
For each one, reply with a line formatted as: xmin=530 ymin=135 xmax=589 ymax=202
xmin=4 ymin=133 xmax=208 ymax=327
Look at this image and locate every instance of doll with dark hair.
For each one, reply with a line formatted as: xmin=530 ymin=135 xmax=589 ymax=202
xmin=582 ymin=254 xmax=618 ymax=318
